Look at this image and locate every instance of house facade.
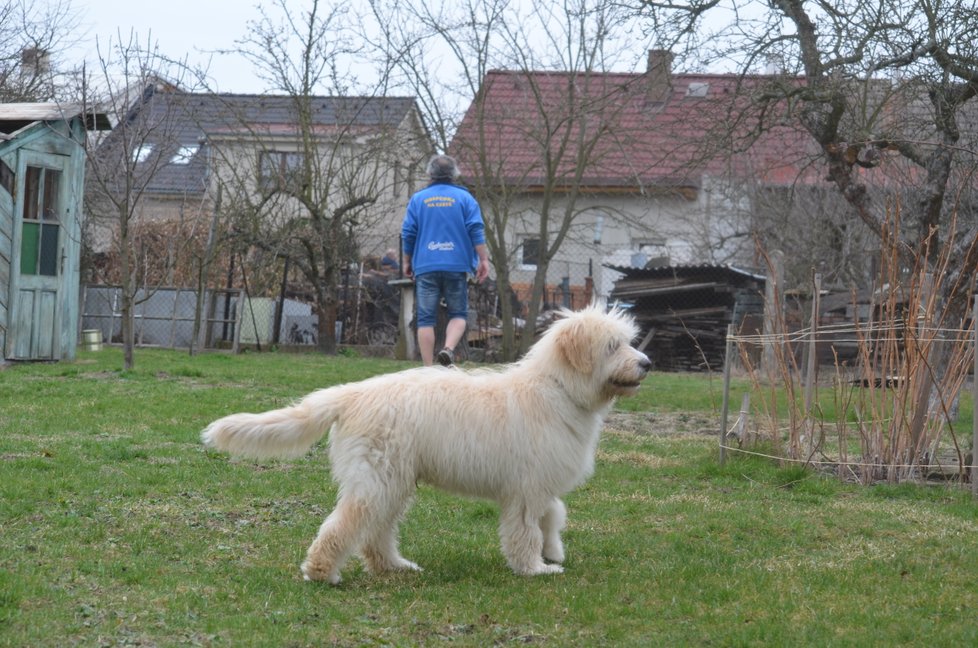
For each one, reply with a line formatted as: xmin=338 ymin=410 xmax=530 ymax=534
xmin=87 ymin=85 xmax=433 ymax=287
xmin=449 ymin=51 xmax=824 ymax=310
xmin=0 ymin=103 xmax=109 ymax=361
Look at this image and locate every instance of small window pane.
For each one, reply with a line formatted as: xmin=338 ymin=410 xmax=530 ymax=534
xmin=39 ymin=223 xmax=59 ymax=275
xmin=20 ymin=221 xmax=39 ymax=274
xmin=42 ymin=168 xmax=61 ymax=222
xmin=23 ymin=166 xmax=41 ymax=220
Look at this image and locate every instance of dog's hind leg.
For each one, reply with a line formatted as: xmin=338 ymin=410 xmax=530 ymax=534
xmin=300 ymin=496 xmax=370 ymax=584
xmin=499 ymin=499 xmax=564 ymax=576
xmin=540 ymin=497 xmax=567 ymax=564
xmin=360 ymin=490 xmax=421 ymax=575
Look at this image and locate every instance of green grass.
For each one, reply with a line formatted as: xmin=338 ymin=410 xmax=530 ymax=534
xmin=2 ymin=347 xmax=978 ymax=646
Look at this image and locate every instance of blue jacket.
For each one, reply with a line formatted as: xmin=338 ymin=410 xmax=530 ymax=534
xmin=402 ymin=182 xmax=486 ymax=276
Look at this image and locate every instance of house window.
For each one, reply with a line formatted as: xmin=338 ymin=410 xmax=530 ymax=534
xmin=169 ymin=145 xmax=198 ymax=165
xmin=259 ymin=151 xmax=305 ymax=192
xmin=20 ymin=165 xmax=61 ymax=277
xmin=686 ymin=82 xmax=709 ymax=98
xmin=520 ymin=237 xmax=540 ymax=269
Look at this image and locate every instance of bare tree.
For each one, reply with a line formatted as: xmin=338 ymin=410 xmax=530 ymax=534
xmin=640 ymin=0 xmax=978 ymax=302
xmin=370 ymin=0 xmax=654 ymax=358
xmin=640 ymin=0 xmax=978 ymax=462
xmin=0 ymin=0 xmax=80 ymax=102
xmin=216 ymin=0 xmax=423 ymax=354
xmin=80 ymin=32 xmax=206 ymax=370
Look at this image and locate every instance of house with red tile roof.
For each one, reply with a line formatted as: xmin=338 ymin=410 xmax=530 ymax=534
xmin=448 ymin=51 xmax=847 ymax=308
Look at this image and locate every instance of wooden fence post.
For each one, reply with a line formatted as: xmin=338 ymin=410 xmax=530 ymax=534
xmin=762 ymin=250 xmax=784 ymax=378
xmin=720 ymin=324 xmax=735 ymax=465
xmin=804 ymin=273 xmax=821 ymax=455
xmin=972 ymin=301 xmax=977 ymax=497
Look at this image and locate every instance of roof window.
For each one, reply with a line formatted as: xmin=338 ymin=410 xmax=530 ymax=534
xmin=131 ymin=144 xmax=153 ymax=163
xmin=686 ymin=82 xmax=709 ymax=98
xmin=170 ymin=145 xmax=198 ymax=165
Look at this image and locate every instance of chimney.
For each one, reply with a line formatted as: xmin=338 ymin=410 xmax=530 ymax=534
xmin=764 ymin=54 xmax=784 ymax=75
xmin=20 ymin=48 xmax=51 ymax=77
xmin=646 ymin=49 xmax=673 ymax=104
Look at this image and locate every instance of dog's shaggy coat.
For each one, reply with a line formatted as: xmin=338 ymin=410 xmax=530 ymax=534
xmin=202 ymin=305 xmax=651 ymax=583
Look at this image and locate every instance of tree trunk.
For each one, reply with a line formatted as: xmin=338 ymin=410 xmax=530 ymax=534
xmin=316 ymin=282 xmax=338 ymax=355
xmin=119 ymin=213 xmax=134 ymax=370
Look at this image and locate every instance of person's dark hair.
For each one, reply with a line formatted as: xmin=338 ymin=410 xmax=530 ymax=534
xmin=426 ymin=154 xmax=461 ymax=182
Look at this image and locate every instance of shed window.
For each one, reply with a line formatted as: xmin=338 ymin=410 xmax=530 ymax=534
xmin=20 ymin=165 xmax=61 ymax=276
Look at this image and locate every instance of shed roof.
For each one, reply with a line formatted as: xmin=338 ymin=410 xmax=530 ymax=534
xmin=0 ymin=102 xmax=111 ymax=138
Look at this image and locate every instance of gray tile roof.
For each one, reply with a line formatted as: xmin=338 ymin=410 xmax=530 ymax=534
xmin=101 ymin=86 xmax=419 ymax=196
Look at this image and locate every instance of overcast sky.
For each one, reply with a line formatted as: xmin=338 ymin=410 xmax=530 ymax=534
xmin=74 ymin=0 xmax=264 ymax=93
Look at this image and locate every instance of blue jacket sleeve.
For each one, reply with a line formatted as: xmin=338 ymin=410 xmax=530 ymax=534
xmin=464 ymin=194 xmax=486 ymax=246
xmin=401 ymin=198 xmax=418 ymax=255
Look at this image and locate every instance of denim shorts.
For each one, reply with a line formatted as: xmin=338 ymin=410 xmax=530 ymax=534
xmin=415 ymin=271 xmax=468 ymax=327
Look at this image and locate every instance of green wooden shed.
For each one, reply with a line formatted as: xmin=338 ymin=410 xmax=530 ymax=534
xmin=0 ymin=103 xmax=109 ymax=361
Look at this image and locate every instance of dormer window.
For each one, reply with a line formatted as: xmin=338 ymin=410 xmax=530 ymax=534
xmin=686 ymin=82 xmax=709 ymax=98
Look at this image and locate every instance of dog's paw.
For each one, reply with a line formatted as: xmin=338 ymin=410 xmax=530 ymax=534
xmin=389 ymin=558 xmax=423 ymax=573
xmin=300 ymin=560 xmax=342 ymax=585
xmin=517 ymin=562 xmax=564 ymax=576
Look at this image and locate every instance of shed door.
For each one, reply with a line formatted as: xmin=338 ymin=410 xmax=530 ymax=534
xmin=8 ymin=154 xmax=68 ymax=359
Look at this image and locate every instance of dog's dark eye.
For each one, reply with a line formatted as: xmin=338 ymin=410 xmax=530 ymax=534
xmin=607 ymin=340 xmax=621 ymax=354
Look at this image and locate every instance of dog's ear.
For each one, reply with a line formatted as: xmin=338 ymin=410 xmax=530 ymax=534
xmin=553 ymin=318 xmax=594 ymax=374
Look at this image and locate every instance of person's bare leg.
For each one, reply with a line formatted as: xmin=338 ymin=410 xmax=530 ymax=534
xmin=443 ymin=317 xmax=467 ymax=353
xmin=417 ymin=325 xmax=435 ymax=366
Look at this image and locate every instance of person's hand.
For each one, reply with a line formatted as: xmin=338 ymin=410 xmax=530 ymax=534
xmin=475 ymin=257 xmax=490 ymax=283
xmin=403 ymin=258 xmax=413 ymax=279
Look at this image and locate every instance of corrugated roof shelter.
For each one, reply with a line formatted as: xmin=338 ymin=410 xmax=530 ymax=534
xmin=609 ymin=264 xmax=766 ymax=371
xmin=0 ymin=103 xmax=110 ymax=361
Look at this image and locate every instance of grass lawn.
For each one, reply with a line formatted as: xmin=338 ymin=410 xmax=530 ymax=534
xmin=2 ymin=347 xmax=978 ymax=646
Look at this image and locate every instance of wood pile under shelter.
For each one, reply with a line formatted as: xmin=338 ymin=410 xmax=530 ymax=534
xmin=608 ymin=264 xmax=766 ymax=371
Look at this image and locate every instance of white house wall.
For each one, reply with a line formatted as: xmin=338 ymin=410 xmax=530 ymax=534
xmin=496 ymin=187 xmax=742 ymax=302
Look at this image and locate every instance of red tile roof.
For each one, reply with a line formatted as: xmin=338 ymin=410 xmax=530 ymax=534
xmin=449 ymin=68 xmax=827 ymax=193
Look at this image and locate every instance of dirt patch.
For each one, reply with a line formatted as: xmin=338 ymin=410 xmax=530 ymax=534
xmin=604 ymin=410 xmax=718 ymax=437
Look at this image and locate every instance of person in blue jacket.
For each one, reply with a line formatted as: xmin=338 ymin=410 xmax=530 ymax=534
xmin=402 ymin=154 xmax=490 ymax=366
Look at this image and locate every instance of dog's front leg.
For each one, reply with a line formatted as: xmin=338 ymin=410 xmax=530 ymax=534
xmin=499 ymin=499 xmax=564 ymax=576
xmin=540 ymin=497 xmax=567 ymax=564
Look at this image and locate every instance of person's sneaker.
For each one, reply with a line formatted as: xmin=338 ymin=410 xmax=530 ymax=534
xmin=436 ymin=347 xmax=454 ymax=367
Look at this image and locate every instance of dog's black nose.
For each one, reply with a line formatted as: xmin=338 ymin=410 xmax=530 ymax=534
xmin=639 ymin=355 xmax=652 ymax=372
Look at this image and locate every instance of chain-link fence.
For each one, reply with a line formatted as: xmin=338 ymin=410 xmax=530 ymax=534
xmin=81 ymin=285 xmax=242 ymax=350
xmin=79 ymin=237 xmax=680 ymax=356
xmin=80 ymin=277 xmax=402 ymax=352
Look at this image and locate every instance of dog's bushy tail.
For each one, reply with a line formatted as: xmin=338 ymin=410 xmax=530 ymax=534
xmin=201 ymin=388 xmax=343 ymax=460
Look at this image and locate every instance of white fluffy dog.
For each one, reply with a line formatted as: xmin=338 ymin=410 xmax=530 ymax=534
xmin=202 ymin=305 xmax=651 ymax=583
